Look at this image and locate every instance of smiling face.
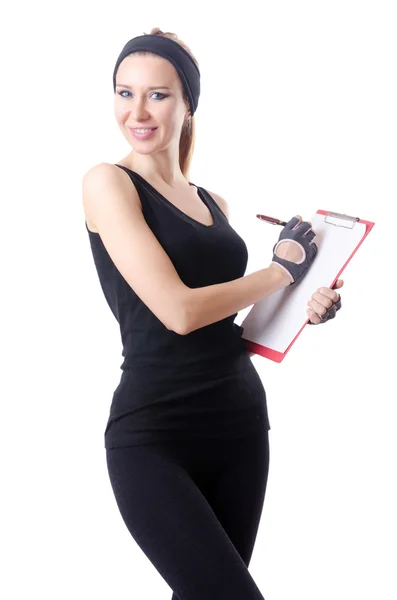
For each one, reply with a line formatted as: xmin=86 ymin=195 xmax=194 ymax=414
xmin=114 ymin=53 xmax=190 ymax=156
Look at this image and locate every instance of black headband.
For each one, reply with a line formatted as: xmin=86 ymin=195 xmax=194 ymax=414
xmin=112 ymin=34 xmax=201 ymax=116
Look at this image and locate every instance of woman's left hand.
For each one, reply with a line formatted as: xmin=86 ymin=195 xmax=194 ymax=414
xmin=306 ymin=279 xmax=344 ymax=325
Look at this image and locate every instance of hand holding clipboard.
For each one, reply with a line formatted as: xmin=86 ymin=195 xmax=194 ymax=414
xmin=242 ymin=210 xmax=375 ymax=362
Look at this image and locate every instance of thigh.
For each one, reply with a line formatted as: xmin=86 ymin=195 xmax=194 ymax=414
xmin=106 ymin=442 xmax=265 ymax=600
xmin=200 ymin=429 xmax=270 ymax=567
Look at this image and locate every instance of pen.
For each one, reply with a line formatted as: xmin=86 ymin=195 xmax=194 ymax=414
xmin=256 ymin=214 xmax=287 ymax=226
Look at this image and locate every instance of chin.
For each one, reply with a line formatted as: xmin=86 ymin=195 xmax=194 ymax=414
xmin=131 ymin=146 xmax=157 ymax=155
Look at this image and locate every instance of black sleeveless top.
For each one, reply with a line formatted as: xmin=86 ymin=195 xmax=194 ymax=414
xmin=86 ymin=165 xmax=270 ymax=448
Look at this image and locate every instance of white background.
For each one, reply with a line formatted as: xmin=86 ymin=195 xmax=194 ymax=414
xmin=1 ymin=1 xmax=396 ymax=598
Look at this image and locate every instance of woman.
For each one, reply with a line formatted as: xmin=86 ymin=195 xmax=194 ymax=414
xmin=83 ymin=28 xmax=343 ymax=600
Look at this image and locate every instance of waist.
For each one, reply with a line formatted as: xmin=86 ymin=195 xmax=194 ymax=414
xmin=112 ymin=351 xmax=262 ymax=413
xmin=120 ymin=345 xmax=250 ymax=379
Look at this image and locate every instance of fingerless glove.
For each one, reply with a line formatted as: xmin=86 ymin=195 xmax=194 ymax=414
xmin=272 ymin=216 xmax=318 ymax=285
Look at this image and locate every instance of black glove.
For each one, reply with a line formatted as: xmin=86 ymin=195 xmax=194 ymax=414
xmin=272 ymin=216 xmax=318 ymax=285
xmin=308 ymin=294 xmax=342 ymax=325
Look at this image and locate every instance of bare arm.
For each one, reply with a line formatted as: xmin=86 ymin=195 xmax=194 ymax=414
xmin=184 ymin=190 xmax=290 ymax=335
xmin=184 ymin=264 xmax=288 ymax=334
xmin=83 ymin=165 xmax=289 ymax=336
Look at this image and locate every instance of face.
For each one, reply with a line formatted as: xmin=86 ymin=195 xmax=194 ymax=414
xmin=114 ymin=53 xmax=190 ymax=155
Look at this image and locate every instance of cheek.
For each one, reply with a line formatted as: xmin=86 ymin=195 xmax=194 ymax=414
xmin=114 ymin=104 xmax=128 ymax=124
xmin=159 ymin=101 xmax=183 ymax=124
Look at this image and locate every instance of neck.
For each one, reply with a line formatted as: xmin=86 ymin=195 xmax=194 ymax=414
xmin=125 ymin=150 xmax=187 ymax=187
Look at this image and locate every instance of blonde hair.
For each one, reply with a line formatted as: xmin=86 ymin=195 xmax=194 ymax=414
xmin=136 ymin=27 xmax=199 ymax=180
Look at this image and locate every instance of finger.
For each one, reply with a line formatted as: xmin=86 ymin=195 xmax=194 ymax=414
xmin=310 ymin=240 xmax=318 ymax=253
xmin=306 ymin=307 xmax=321 ymax=325
xmin=307 ymin=298 xmax=331 ymax=316
xmin=332 ymin=279 xmax=344 ymax=289
xmin=293 ymin=218 xmax=311 ymax=232
xmin=285 ymin=215 xmax=302 ymax=230
xmin=321 ymin=305 xmax=337 ymax=321
xmin=316 ymin=287 xmax=340 ymax=303
xmin=302 ymin=228 xmax=316 ymax=242
xmin=294 ymin=220 xmax=313 ymax=235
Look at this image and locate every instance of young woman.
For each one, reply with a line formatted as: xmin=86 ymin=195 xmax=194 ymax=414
xmin=83 ymin=28 xmax=343 ymax=600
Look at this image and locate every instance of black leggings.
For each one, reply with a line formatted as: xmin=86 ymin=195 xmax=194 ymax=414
xmin=106 ymin=428 xmax=270 ymax=600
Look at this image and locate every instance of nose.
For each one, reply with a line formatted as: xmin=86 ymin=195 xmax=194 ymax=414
xmin=132 ymin=97 xmax=150 ymax=121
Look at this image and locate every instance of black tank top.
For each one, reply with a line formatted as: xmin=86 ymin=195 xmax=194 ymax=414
xmin=86 ymin=165 xmax=270 ymax=447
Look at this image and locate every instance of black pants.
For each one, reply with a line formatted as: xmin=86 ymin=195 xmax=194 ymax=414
xmin=106 ymin=428 xmax=270 ymax=600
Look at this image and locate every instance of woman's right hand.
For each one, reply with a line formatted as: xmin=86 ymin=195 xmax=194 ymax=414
xmin=269 ymin=215 xmax=318 ymax=285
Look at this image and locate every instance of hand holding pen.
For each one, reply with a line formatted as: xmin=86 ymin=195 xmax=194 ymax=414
xmin=256 ymin=213 xmax=318 ymax=285
xmin=256 ymin=212 xmax=343 ymax=323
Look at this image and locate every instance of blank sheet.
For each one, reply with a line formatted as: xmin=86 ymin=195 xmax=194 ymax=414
xmin=241 ymin=212 xmax=367 ymax=353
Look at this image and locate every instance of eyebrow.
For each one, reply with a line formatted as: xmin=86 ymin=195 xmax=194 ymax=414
xmin=115 ymin=84 xmax=171 ymax=91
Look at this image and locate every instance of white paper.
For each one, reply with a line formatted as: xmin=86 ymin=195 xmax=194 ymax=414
xmin=240 ymin=213 xmax=366 ymax=353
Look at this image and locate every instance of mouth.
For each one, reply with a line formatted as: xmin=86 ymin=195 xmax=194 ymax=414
xmin=129 ymin=127 xmax=158 ymax=140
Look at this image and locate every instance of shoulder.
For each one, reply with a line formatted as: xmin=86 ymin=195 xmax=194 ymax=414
xmin=206 ymin=190 xmax=230 ymax=221
xmin=83 ymin=162 xmax=143 ymax=205
xmin=82 ymin=163 xmax=140 ymax=231
xmin=82 ymin=163 xmax=121 ymax=202
xmin=82 ymin=162 xmax=123 ymax=185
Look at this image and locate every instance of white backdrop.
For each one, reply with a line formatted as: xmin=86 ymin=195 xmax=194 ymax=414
xmin=1 ymin=1 xmax=396 ymax=599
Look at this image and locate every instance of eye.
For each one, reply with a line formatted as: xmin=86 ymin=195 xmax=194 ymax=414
xmin=151 ymin=92 xmax=168 ymax=100
xmin=117 ymin=90 xmax=168 ymax=100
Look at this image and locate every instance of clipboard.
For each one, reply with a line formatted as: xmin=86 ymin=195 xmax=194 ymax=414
xmin=241 ymin=210 xmax=375 ymax=363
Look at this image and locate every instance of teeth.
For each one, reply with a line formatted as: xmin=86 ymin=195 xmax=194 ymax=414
xmin=134 ymin=128 xmax=154 ymax=133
